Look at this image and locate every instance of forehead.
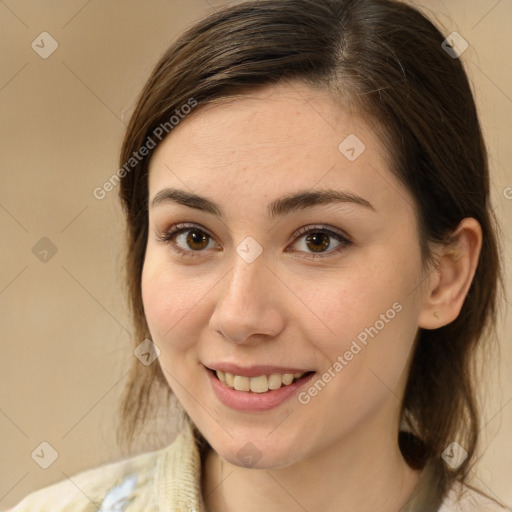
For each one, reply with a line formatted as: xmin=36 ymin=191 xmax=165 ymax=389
xmin=147 ymin=82 xmax=415 ymax=221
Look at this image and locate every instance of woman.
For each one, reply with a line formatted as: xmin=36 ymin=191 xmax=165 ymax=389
xmin=9 ymin=0 xmax=508 ymax=510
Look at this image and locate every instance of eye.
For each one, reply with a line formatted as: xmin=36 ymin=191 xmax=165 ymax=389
xmin=287 ymin=225 xmax=351 ymax=259
xmin=155 ymin=222 xmax=352 ymax=260
xmin=155 ymin=222 xmax=219 ymax=257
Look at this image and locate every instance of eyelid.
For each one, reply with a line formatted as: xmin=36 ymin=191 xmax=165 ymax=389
xmin=289 ymin=224 xmax=351 ymax=244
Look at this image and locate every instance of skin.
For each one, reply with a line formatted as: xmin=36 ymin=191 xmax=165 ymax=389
xmin=142 ymin=81 xmax=482 ymax=512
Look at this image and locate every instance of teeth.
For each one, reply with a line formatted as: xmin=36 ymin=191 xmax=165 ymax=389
xmin=268 ymin=374 xmax=282 ymax=390
xmin=250 ymin=375 xmax=268 ymax=393
xmin=233 ymin=375 xmax=250 ymax=392
xmin=282 ymin=373 xmax=294 ymax=385
xmin=215 ymin=370 xmax=307 ymax=392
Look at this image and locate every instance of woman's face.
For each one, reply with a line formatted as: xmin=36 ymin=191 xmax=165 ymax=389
xmin=142 ymin=82 xmax=430 ymax=469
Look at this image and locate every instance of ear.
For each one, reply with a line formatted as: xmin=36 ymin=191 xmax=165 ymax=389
xmin=418 ymin=217 xmax=483 ymax=329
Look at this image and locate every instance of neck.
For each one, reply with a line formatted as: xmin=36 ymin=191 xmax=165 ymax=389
xmin=201 ymin=416 xmax=422 ymax=512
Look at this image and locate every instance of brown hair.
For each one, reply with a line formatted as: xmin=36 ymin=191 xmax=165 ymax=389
xmin=117 ymin=0 xmax=504 ymax=509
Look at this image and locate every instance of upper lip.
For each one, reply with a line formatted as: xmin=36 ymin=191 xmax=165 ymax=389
xmin=205 ymin=363 xmax=314 ymax=377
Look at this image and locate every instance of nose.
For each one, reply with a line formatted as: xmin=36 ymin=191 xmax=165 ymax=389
xmin=209 ymin=254 xmax=285 ymax=345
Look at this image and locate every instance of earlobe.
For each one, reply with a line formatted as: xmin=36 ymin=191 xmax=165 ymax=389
xmin=418 ymin=218 xmax=483 ymax=330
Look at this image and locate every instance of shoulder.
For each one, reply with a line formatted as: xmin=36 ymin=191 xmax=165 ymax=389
xmin=5 ymin=428 xmax=196 ymax=512
xmin=439 ymin=481 xmax=511 ymax=512
xmin=7 ymin=421 xmax=203 ymax=512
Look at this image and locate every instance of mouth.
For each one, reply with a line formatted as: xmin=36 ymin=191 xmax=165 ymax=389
xmin=206 ymin=367 xmax=316 ymax=394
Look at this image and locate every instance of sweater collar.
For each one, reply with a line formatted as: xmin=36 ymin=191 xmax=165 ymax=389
xmin=153 ymin=419 xmax=207 ymax=511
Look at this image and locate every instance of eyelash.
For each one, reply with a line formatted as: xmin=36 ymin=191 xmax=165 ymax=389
xmin=155 ymin=222 xmax=352 ymax=260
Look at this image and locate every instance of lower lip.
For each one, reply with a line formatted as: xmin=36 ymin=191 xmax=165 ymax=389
xmin=206 ymin=367 xmax=316 ymax=412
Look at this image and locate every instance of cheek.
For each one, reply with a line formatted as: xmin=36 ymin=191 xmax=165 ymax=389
xmin=299 ymin=300 xmax=417 ymax=433
xmin=141 ymin=258 xmax=207 ymax=350
xmin=300 ymin=263 xmax=408 ymax=348
xmin=304 ymin=256 xmax=421 ymax=386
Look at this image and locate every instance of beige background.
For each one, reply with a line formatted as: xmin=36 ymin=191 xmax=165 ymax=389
xmin=0 ymin=0 xmax=511 ymax=509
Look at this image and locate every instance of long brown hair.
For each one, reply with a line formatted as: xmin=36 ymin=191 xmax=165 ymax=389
xmin=117 ymin=1 xmax=504 ymax=509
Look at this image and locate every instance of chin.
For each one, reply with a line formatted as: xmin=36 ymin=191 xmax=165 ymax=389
xmin=210 ymin=433 xmax=303 ymax=470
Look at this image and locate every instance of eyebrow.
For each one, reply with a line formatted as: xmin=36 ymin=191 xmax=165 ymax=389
xmin=150 ymin=187 xmax=376 ymax=218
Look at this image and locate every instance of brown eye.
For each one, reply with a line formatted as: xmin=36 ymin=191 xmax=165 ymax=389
xmin=304 ymin=232 xmax=331 ymax=253
xmin=157 ymin=223 xmax=351 ymax=260
xmin=156 ymin=223 xmax=220 ymax=257
xmin=288 ymin=225 xmax=352 ymax=259
xmin=185 ymin=230 xmax=210 ymax=250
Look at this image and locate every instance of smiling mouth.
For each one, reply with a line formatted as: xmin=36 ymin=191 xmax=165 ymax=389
xmin=209 ymin=368 xmax=316 ymax=393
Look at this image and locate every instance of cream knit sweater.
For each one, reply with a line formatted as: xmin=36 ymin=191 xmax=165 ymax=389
xmin=7 ymin=421 xmax=509 ymax=511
